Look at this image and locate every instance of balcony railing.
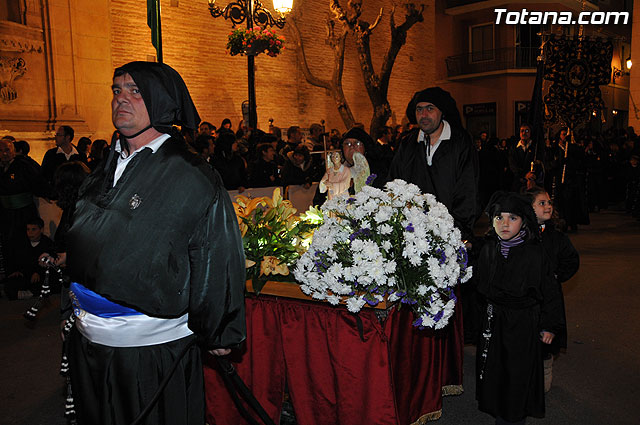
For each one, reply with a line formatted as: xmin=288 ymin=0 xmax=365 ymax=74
xmin=445 ymin=47 xmax=538 ymax=77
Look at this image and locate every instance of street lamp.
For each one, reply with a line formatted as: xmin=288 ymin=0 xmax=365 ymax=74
xmin=208 ymin=0 xmax=293 ymax=131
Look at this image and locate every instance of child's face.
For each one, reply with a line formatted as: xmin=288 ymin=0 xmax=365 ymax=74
xmin=26 ymin=224 xmax=42 ymax=242
xmin=493 ymin=212 xmax=523 ymax=240
xmin=532 ymin=193 xmax=553 ymax=224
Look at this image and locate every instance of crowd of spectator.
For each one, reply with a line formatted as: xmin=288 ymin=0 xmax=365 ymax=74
xmin=1 ymin=118 xmax=639 ymax=300
xmin=473 ymin=124 xmax=640 ymax=232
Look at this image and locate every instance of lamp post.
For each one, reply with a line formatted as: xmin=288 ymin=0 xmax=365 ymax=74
xmin=208 ymin=0 xmax=293 ymax=131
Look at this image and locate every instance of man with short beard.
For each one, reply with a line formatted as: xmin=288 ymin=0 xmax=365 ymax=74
xmin=388 ymin=86 xmax=478 ymax=397
xmin=389 ymin=87 xmax=478 ymax=242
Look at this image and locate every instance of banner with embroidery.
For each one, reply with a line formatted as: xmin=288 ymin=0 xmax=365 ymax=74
xmin=542 ymin=35 xmax=613 ymax=126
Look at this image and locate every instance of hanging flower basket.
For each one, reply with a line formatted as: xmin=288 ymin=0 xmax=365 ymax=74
xmin=227 ymin=26 xmax=285 ymax=57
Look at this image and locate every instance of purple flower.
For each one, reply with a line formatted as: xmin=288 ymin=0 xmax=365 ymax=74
xmin=347 ymin=197 xmax=356 ymax=204
xmin=436 ymin=249 xmax=446 ymax=265
xmin=457 ymin=247 xmax=469 ymax=268
xmin=365 ymin=297 xmax=379 ymax=306
xmin=433 ymin=311 xmax=444 ymax=322
xmin=365 ymin=174 xmax=377 ymax=186
xmin=412 ymin=317 xmax=423 ymax=327
xmin=349 ymin=227 xmax=371 ymax=241
xmin=405 ymin=223 xmax=414 ymax=232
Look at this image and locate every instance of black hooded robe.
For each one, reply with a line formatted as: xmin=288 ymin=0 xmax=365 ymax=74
xmin=388 ymin=126 xmax=478 ymax=241
xmin=475 ymin=238 xmax=565 ymax=422
xmin=64 ymin=62 xmax=246 ymax=425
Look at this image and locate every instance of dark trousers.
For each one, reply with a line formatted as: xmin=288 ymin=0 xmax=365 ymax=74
xmin=68 ymin=330 xmax=205 ymax=425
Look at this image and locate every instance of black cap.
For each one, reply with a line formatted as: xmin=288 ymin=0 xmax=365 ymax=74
xmin=405 ymin=87 xmax=462 ymax=128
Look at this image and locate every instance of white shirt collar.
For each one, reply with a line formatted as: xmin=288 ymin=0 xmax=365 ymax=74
xmin=418 ymin=120 xmax=451 ymax=166
xmin=517 ymin=139 xmax=531 ymax=150
xmin=57 ymin=145 xmax=79 ymax=160
xmin=418 ymin=120 xmax=451 ymax=145
xmin=115 ymin=133 xmax=170 ymax=157
xmin=113 ymin=133 xmax=170 ymax=186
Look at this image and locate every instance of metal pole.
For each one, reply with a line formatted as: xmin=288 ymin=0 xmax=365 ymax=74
xmin=247 ymin=1 xmax=257 ymax=130
xmin=156 ymin=0 xmax=163 ymax=63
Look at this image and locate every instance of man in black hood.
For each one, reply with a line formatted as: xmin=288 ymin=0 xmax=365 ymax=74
xmin=60 ymin=61 xmax=246 ymax=425
xmin=389 ymin=87 xmax=478 ymax=241
xmin=388 ymin=87 xmax=479 ymax=396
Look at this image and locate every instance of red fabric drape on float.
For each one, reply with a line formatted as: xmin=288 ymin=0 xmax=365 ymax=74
xmin=204 ymin=294 xmax=463 ymax=424
xmin=279 ymin=298 xmax=398 ymax=425
xmin=203 ymin=296 xmax=286 ymax=423
xmin=384 ymin=307 xmax=444 ymax=423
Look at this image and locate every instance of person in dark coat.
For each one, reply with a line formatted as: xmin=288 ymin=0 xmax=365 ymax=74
xmin=2 ymin=217 xmax=54 ymax=300
xmin=211 ymin=130 xmax=248 ymax=191
xmin=249 ymin=143 xmax=281 ymax=187
xmin=41 ymin=125 xmax=87 ymax=186
xmin=476 ymin=192 xmax=565 ymax=425
xmin=281 ymin=145 xmax=314 ymax=188
xmin=0 ymin=139 xmax=50 ymax=273
xmin=50 ymin=61 xmax=246 ymax=425
xmin=388 ymin=87 xmax=479 ymax=242
xmin=388 ymin=87 xmax=478 ymax=396
xmin=556 ymin=137 xmax=590 ymax=232
xmin=508 ymin=124 xmax=546 ymax=193
xmin=367 ymin=126 xmax=395 ymax=188
xmin=526 ymin=186 xmax=579 ymax=392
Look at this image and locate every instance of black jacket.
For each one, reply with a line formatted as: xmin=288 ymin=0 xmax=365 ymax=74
xmin=476 ymin=238 xmax=565 ymax=335
xmin=388 ymin=126 xmax=479 ymax=241
xmin=540 ymin=222 xmax=579 ymax=284
xmin=66 ymin=136 xmax=246 ymax=349
xmin=41 ymin=146 xmax=86 ymax=185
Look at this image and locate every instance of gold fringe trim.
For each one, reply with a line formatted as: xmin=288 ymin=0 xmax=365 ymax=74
xmin=442 ymin=384 xmax=464 ymax=396
xmin=411 ymin=409 xmax=442 ymax=424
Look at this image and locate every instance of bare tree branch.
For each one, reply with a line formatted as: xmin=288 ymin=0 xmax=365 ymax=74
xmin=290 ymin=1 xmax=424 ymax=134
xmin=369 ymin=8 xmax=384 ymax=33
xmin=288 ymin=17 xmax=331 ymax=90
xmin=288 ymin=12 xmax=355 ymax=128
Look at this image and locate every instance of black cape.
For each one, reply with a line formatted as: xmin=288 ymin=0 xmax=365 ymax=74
xmin=388 ymin=126 xmax=479 ymax=241
xmin=66 ymin=136 xmax=246 ymax=350
xmin=475 ymin=238 xmax=565 ymax=421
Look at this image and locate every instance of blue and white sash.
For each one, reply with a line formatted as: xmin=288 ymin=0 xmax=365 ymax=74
xmin=70 ymin=282 xmax=193 ymax=347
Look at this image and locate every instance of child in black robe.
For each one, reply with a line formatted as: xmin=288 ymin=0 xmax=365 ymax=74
xmin=527 ymin=186 xmax=579 ymax=392
xmin=475 ymin=192 xmax=565 ymax=424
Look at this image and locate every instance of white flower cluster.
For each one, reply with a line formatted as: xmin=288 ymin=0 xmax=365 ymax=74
xmin=293 ymin=179 xmax=472 ymax=329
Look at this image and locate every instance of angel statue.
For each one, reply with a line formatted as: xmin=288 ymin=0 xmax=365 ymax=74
xmin=350 ymin=151 xmax=370 ymax=193
xmin=319 ymin=151 xmax=371 ymax=200
xmin=319 ymin=151 xmax=351 ymax=200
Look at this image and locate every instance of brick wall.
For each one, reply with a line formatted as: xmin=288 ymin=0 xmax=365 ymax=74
xmin=110 ymin=0 xmax=437 ymax=134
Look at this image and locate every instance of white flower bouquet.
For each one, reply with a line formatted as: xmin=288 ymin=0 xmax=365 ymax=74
xmin=293 ymin=179 xmax=472 ymax=329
